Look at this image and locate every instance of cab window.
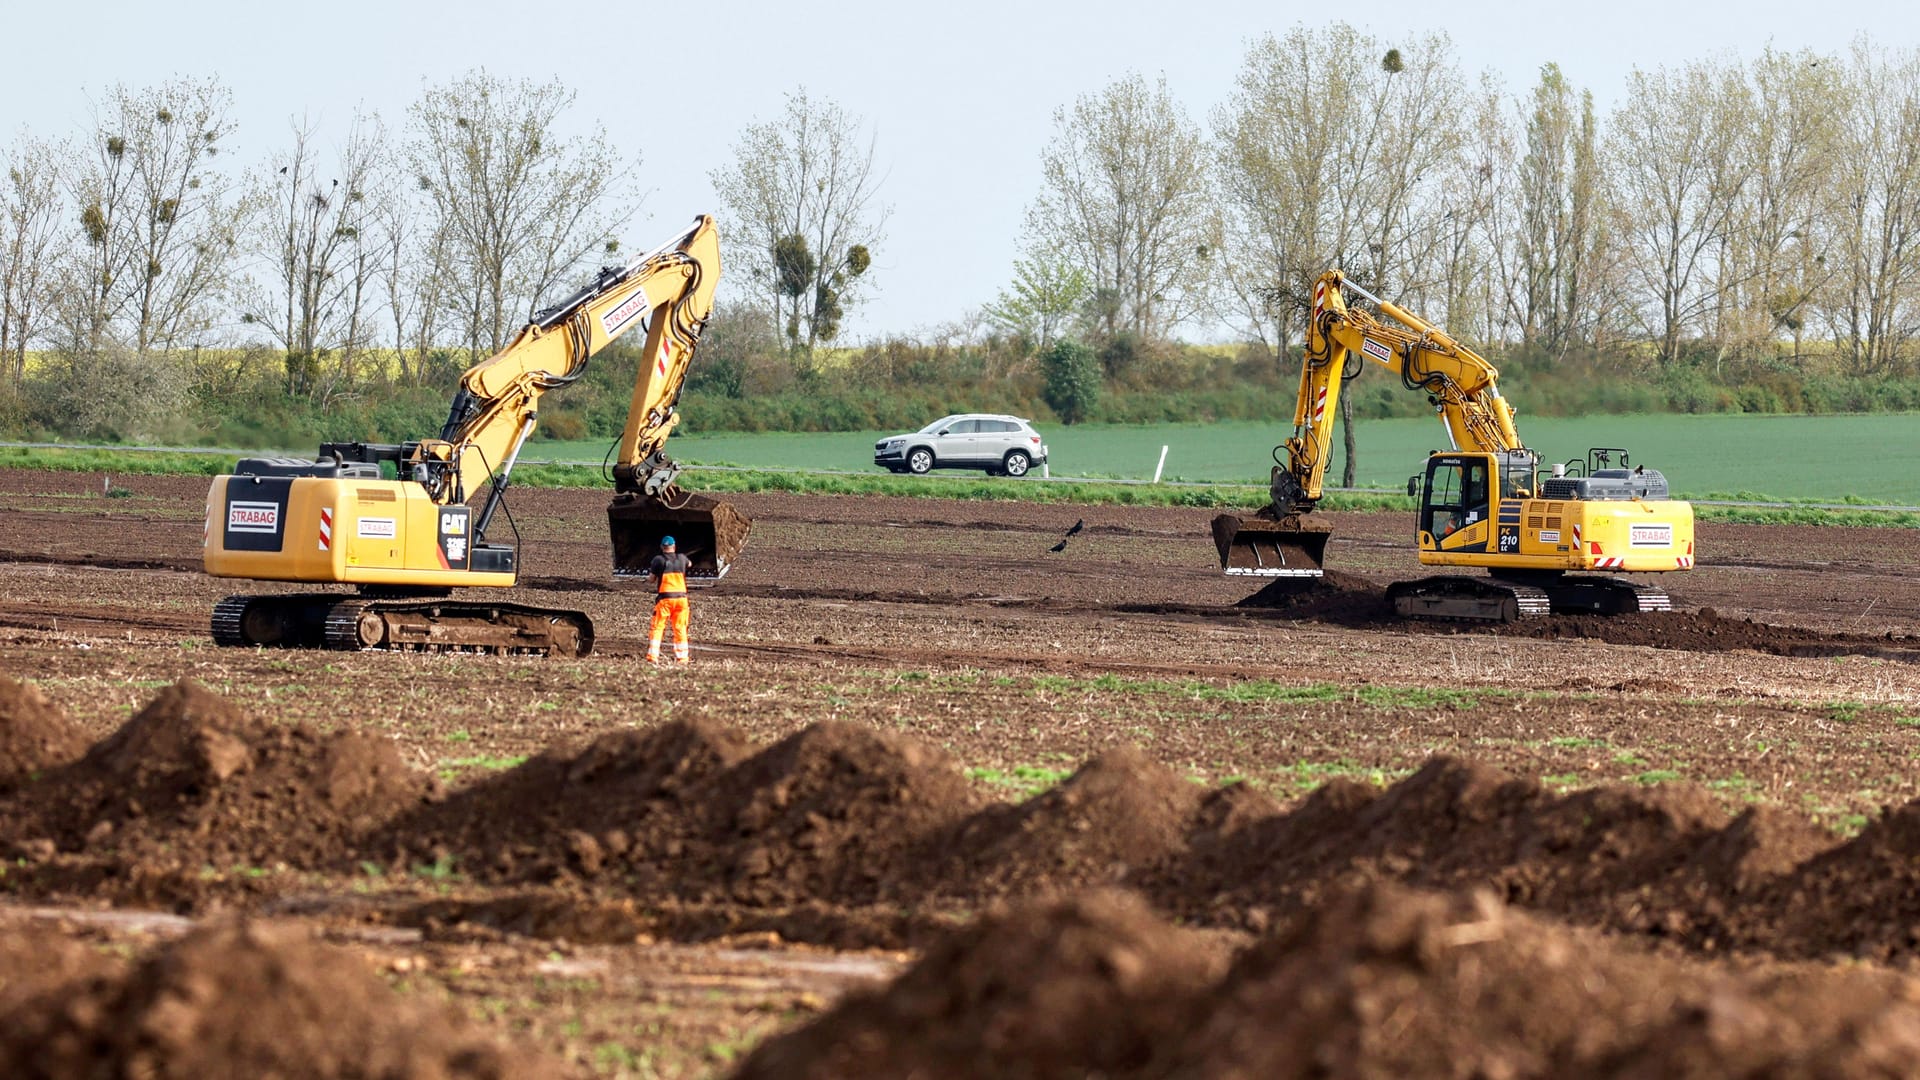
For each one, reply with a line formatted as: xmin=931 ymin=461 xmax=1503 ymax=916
xmin=1424 ymin=458 xmax=1490 ymax=539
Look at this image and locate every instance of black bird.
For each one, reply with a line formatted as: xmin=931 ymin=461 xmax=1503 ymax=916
xmin=1048 ymin=518 xmax=1085 ymax=554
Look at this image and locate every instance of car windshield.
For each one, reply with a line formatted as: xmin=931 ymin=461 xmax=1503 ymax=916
xmin=918 ymin=416 xmax=961 ymax=434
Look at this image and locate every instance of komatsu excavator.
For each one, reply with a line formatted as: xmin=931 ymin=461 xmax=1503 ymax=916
xmin=1213 ymin=270 xmax=1695 ymax=622
xmin=203 ymin=215 xmax=748 ymax=655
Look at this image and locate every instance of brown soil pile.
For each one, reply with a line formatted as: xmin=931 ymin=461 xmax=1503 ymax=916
xmin=382 ymin=717 xmax=754 ymax=883
xmin=0 ymin=676 xmax=86 ymax=788
xmin=928 ymin=746 xmax=1209 ymax=900
xmin=1227 ymin=574 xmax=1920 ymax=662
xmin=1729 ymin=799 xmax=1920 ymax=962
xmin=1147 ymin=757 xmax=1832 ymax=943
xmin=1171 ymin=885 xmax=1920 ymax=1079
xmin=0 ymin=921 xmax=560 ymax=1078
xmin=730 ymin=890 xmax=1231 ymax=1080
xmin=1490 ymin=607 xmax=1920 ymax=660
xmin=0 ymin=680 xmax=426 ymax=880
xmin=393 ymin=719 xmax=985 ymax=908
xmin=738 ymin=884 xmax=1920 ymax=1080
xmin=689 ymin=720 xmax=986 ymax=906
xmin=1232 ymin=570 xmax=1393 ymax=625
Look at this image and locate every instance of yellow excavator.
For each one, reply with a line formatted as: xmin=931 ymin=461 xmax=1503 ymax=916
xmin=203 ymin=215 xmax=748 ymax=655
xmin=1214 ymin=270 xmax=1695 ymax=622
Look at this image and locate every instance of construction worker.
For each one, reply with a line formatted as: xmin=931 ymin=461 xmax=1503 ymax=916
xmin=646 ymin=535 xmax=692 ymax=664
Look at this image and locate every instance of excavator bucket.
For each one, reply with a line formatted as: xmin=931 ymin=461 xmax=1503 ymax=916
xmin=1211 ymin=512 xmax=1332 ymax=577
xmin=609 ymin=491 xmax=752 ymax=583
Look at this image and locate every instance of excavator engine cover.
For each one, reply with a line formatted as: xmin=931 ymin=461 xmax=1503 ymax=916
xmin=609 ymin=491 xmax=751 ymax=583
xmin=1212 ymin=512 xmax=1332 ymax=577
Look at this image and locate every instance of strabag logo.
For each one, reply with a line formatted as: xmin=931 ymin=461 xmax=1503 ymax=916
xmin=1629 ymin=523 xmax=1674 ymax=548
xmin=357 ymin=517 xmax=397 ymax=539
xmin=227 ymin=501 xmax=280 ymax=533
xmin=602 ymin=295 xmax=650 ymax=339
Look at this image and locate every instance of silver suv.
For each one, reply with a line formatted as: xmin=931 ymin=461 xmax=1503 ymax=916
xmin=875 ymin=414 xmax=1049 ymax=477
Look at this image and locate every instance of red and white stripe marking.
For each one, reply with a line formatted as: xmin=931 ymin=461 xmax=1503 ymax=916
xmin=1571 ymin=524 xmax=1582 ymax=547
xmin=1594 ymin=556 xmax=1624 ymax=569
xmin=1676 ymin=556 xmax=1694 ymax=569
xmin=656 ymin=338 xmax=673 ymax=378
xmin=318 ymin=507 xmax=333 ymax=551
xmin=1312 ymin=386 xmax=1328 ymax=424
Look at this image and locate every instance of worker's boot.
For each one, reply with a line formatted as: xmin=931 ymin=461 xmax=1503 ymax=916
xmin=673 ymin=641 xmax=690 ymax=665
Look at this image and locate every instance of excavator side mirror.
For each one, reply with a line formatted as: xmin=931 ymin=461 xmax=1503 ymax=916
xmin=1406 ymin=475 xmax=1420 ymax=498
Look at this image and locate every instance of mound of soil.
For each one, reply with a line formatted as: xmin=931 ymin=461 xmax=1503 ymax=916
xmin=1490 ymin=607 xmax=1920 ymax=661
xmin=1233 ymin=570 xmax=1393 ymax=625
xmin=398 ymin=719 xmax=986 ymax=909
xmin=0 ymin=680 xmax=426 ymax=880
xmin=929 ymin=747 xmax=1208 ymax=900
xmin=739 ymin=884 xmax=1920 ymax=1080
xmin=730 ymin=890 xmax=1231 ymax=1080
xmin=0 ymin=676 xmax=85 ymax=788
xmin=1734 ymin=798 xmax=1920 ymax=962
xmin=383 ymin=717 xmax=754 ymax=883
xmin=690 ymin=720 xmax=987 ymax=906
xmin=1147 ymin=757 xmax=1836 ymax=945
xmin=0 ymin=921 xmax=560 ymax=1078
xmin=1172 ymin=884 xmax=1920 ymax=1079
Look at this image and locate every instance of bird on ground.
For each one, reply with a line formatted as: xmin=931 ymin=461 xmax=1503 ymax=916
xmin=1048 ymin=518 xmax=1086 ymax=554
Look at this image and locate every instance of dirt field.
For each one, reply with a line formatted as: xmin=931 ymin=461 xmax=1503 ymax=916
xmin=2 ymin=467 xmax=1919 ymax=1077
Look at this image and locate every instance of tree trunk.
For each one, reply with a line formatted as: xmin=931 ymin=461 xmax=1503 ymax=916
xmin=1340 ymin=391 xmax=1358 ymax=488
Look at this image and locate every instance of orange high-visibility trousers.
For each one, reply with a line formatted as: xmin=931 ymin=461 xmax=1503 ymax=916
xmin=647 ymin=597 xmax=690 ymax=663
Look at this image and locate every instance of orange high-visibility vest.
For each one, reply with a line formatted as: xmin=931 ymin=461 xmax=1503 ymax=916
xmin=650 ymin=553 xmax=690 ymax=598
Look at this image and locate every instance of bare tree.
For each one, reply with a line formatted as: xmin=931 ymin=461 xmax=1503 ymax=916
xmin=0 ymin=134 xmax=66 ymax=384
xmin=407 ymin=70 xmax=634 ymax=359
xmin=1031 ymin=72 xmax=1213 ymax=342
xmin=1511 ymin=64 xmax=1611 ymax=355
xmin=238 ymin=114 xmax=390 ymax=400
xmin=1608 ymin=59 xmax=1756 ymax=364
xmin=1715 ymin=50 xmax=1848 ymax=364
xmin=711 ymin=88 xmax=886 ymax=352
xmin=63 ymin=78 xmax=241 ymax=355
xmin=1825 ymin=43 xmax=1920 ymax=374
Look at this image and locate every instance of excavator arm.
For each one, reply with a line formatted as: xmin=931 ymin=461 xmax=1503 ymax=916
xmin=1275 ymin=270 xmax=1523 ymax=513
xmin=411 ymin=217 xmax=722 ymax=525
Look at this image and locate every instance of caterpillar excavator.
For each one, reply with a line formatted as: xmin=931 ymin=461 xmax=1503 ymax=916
xmin=203 ymin=214 xmax=748 ymax=655
xmin=1213 ymin=270 xmax=1694 ymax=622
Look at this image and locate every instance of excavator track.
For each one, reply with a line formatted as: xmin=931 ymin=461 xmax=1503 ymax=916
xmin=1386 ymin=575 xmax=1672 ymax=623
xmin=323 ymin=597 xmax=593 ymax=656
xmin=1387 ymin=576 xmax=1551 ymax=623
xmin=213 ymin=595 xmax=593 ymax=656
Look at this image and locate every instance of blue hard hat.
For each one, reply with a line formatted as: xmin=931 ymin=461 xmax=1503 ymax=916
xmin=661 ymin=535 xmax=677 ymax=547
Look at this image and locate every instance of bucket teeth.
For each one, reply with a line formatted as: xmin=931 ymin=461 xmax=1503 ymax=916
xmin=1212 ymin=513 xmax=1332 ymax=577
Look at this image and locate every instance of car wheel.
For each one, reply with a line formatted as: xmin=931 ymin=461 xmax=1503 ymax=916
xmin=1002 ymin=451 xmax=1031 ymax=477
xmin=907 ymin=448 xmax=934 ymax=474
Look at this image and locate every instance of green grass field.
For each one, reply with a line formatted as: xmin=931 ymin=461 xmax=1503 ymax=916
xmin=532 ymin=413 xmax=1920 ymax=503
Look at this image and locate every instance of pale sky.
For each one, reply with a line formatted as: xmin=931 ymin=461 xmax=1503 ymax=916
xmin=0 ymin=0 xmax=1894 ymax=341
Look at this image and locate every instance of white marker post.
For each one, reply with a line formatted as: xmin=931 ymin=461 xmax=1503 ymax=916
xmin=1153 ymin=445 xmax=1169 ymax=484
